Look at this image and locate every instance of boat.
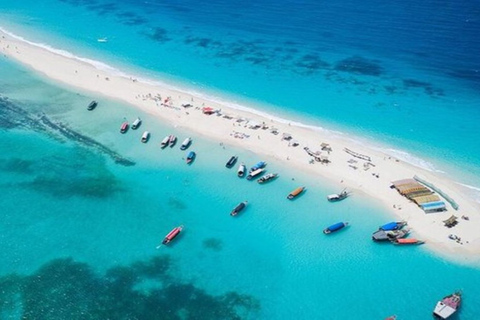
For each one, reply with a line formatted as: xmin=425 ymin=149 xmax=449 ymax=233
xmin=186 ymin=151 xmax=196 ymax=164
xmin=120 ymin=121 xmax=129 ymax=134
xmin=385 ymin=316 xmax=397 ymax=320
xmin=372 ymin=228 xmax=410 ymax=242
xmin=159 ymin=225 xmax=184 ymax=246
xmin=97 ymin=37 xmax=108 ymax=43
xmin=87 ymin=100 xmax=97 ymax=111
xmin=250 ymin=161 xmax=266 ymax=172
xmin=132 ymin=117 xmax=142 ymax=130
xmin=141 ymin=131 xmax=150 ymax=143
xmin=327 ymin=189 xmax=350 ymax=202
xmin=379 ymin=221 xmax=407 ymax=231
xmin=169 ymin=135 xmax=177 ymax=147
xmin=225 ymin=156 xmax=238 ymax=168
xmin=323 ymin=222 xmax=349 ymax=234
xmin=257 ymin=173 xmax=278 ymax=184
xmin=433 ymin=291 xmax=461 ymax=319
xmin=287 ymin=186 xmax=305 ymax=200
xmin=237 ymin=163 xmax=246 ymax=178
xmin=246 ymin=168 xmax=264 ymax=180
xmin=392 ymin=238 xmax=424 ymax=245
xmin=160 ymin=135 xmax=170 ymax=148
xmin=230 ymin=201 xmax=248 ymax=216
xmin=180 ymin=137 xmax=192 ymax=150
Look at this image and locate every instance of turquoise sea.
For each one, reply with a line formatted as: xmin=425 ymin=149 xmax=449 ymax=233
xmin=1 ymin=0 xmax=480 ymax=318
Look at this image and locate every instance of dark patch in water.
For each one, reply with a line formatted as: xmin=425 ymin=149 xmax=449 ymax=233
xmin=295 ymin=54 xmax=330 ymax=74
xmin=403 ymin=79 xmax=445 ymax=97
xmin=334 ymin=56 xmax=384 ymax=76
xmin=0 ymin=158 xmax=35 ymax=174
xmin=0 ymin=256 xmax=260 ymax=319
xmin=144 ymin=27 xmax=171 ymax=43
xmin=85 ymin=2 xmax=118 ymax=15
xmin=0 ymin=96 xmax=135 ymax=166
xmin=203 ymin=238 xmax=223 ymax=251
xmin=167 ymin=197 xmax=187 ymax=211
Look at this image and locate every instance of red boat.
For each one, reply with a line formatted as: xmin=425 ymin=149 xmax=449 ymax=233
xmin=161 ymin=225 xmax=184 ymax=246
xmin=120 ymin=121 xmax=129 ymax=133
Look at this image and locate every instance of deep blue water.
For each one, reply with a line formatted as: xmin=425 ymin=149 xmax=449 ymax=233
xmin=1 ymin=0 xmax=480 ymax=318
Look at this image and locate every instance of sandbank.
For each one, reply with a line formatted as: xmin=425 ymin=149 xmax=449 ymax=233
xmin=1 ymin=28 xmax=480 ymax=264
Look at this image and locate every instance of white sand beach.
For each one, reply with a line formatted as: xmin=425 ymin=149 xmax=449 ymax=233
xmin=2 ymin=29 xmax=480 ymax=263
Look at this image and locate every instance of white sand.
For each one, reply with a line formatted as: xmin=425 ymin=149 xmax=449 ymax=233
xmin=2 ymin=29 xmax=480 ymax=264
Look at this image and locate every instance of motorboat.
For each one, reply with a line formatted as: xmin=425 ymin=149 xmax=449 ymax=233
xmin=180 ymin=137 xmax=192 ymax=150
xmin=225 ymin=156 xmax=238 ymax=168
xmin=186 ymin=151 xmax=196 ymax=164
xmin=287 ymin=186 xmax=305 ymax=200
xmin=87 ymin=100 xmax=97 ymax=111
xmin=237 ymin=163 xmax=246 ymax=178
xmin=141 ymin=131 xmax=150 ymax=143
xmin=327 ymin=189 xmax=350 ymax=202
xmin=257 ymin=173 xmax=278 ymax=184
xmin=379 ymin=221 xmax=407 ymax=231
xmin=120 ymin=121 xmax=129 ymax=134
xmin=230 ymin=201 xmax=248 ymax=216
xmin=372 ymin=228 xmax=409 ymax=242
xmin=392 ymin=238 xmax=424 ymax=245
xmin=159 ymin=225 xmax=184 ymax=246
xmin=323 ymin=222 xmax=349 ymax=234
xmin=246 ymin=168 xmax=264 ymax=180
xmin=433 ymin=291 xmax=461 ymax=319
xmin=160 ymin=135 xmax=170 ymax=148
xmin=132 ymin=117 xmax=142 ymax=130
xmin=250 ymin=161 xmax=266 ymax=172
xmin=169 ymin=135 xmax=177 ymax=147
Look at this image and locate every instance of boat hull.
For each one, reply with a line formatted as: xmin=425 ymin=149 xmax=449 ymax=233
xmin=323 ymin=222 xmax=348 ymax=234
xmin=287 ymin=187 xmax=305 ymax=199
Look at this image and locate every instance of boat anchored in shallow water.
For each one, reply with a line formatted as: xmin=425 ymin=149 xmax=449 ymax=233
xmin=169 ymin=135 xmax=177 ymax=147
xmin=141 ymin=131 xmax=150 ymax=143
xmin=323 ymin=222 xmax=349 ymax=234
xmin=237 ymin=163 xmax=246 ymax=178
xmin=158 ymin=225 xmax=184 ymax=246
xmin=392 ymin=238 xmax=424 ymax=245
xmin=231 ymin=201 xmax=248 ymax=216
xmin=287 ymin=186 xmax=305 ymax=200
xmin=327 ymin=189 xmax=350 ymax=202
xmin=379 ymin=221 xmax=407 ymax=231
xmin=372 ymin=228 xmax=410 ymax=242
xmin=132 ymin=117 xmax=142 ymax=130
xmin=250 ymin=161 xmax=266 ymax=172
xmin=433 ymin=291 xmax=461 ymax=319
xmin=257 ymin=173 xmax=278 ymax=184
xmin=120 ymin=121 xmax=129 ymax=133
xmin=87 ymin=100 xmax=97 ymax=111
xmin=160 ymin=135 xmax=170 ymax=148
xmin=186 ymin=151 xmax=196 ymax=164
xmin=247 ymin=168 xmax=264 ymax=180
xmin=180 ymin=137 xmax=192 ymax=150
xmin=225 ymin=155 xmax=238 ymax=168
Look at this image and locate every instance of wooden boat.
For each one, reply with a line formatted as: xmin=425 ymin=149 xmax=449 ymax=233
xmin=186 ymin=151 xmax=196 ymax=164
xmin=230 ymin=201 xmax=248 ymax=216
xmin=380 ymin=221 xmax=407 ymax=231
xmin=250 ymin=161 xmax=266 ymax=172
xmin=392 ymin=238 xmax=424 ymax=245
xmin=120 ymin=121 xmax=129 ymax=133
xmin=237 ymin=163 xmax=246 ymax=178
xmin=141 ymin=131 xmax=150 ymax=143
xmin=433 ymin=291 xmax=461 ymax=319
xmin=225 ymin=156 xmax=238 ymax=168
xmin=132 ymin=117 xmax=142 ymax=130
xmin=87 ymin=100 xmax=97 ymax=111
xmin=287 ymin=186 xmax=305 ymax=200
xmin=160 ymin=135 xmax=170 ymax=148
xmin=159 ymin=225 xmax=184 ymax=246
xmin=323 ymin=222 xmax=348 ymax=234
xmin=180 ymin=137 xmax=192 ymax=150
xmin=372 ymin=228 xmax=409 ymax=242
xmin=246 ymin=168 xmax=264 ymax=180
xmin=257 ymin=173 xmax=278 ymax=184
xmin=327 ymin=189 xmax=350 ymax=202
xmin=169 ymin=135 xmax=177 ymax=147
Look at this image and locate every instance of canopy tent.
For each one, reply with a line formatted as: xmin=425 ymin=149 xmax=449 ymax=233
xmin=443 ymin=215 xmax=458 ymax=227
xmin=202 ymin=106 xmax=215 ymax=115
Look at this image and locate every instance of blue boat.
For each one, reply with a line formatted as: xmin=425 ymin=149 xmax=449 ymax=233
xmin=250 ymin=161 xmax=266 ymax=172
xmin=380 ymin=221 xmax=407 ymax=231
xmin=323 ymin=222 xmax=348 ymax=234
xmin=186 ymin=151 xmax=196 ymax=164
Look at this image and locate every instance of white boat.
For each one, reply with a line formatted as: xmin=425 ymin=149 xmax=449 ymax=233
xmin=132 ymin=117 xmax=142 ymax=130
xmin=180 ymin=137 xmax=192 ymax=150
xmin=97 ymin=37 xmax=108 ymax=43
xmin=246 ymin=168 xmax=264 ymax=180
xmin=237 ymin=163 xmax=246 ymax=178
xmin=327 ymin=189 xmax=350 ymax=202
xmin=160 ymin=135 xmax=170 ymax=148
xmin=141 ymin=131 xmax=150 ymax=143
xmin=169 ymin=135 xmax=177 ymax=147
xmin=433 ymin=291 xmax=461 ymax=319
